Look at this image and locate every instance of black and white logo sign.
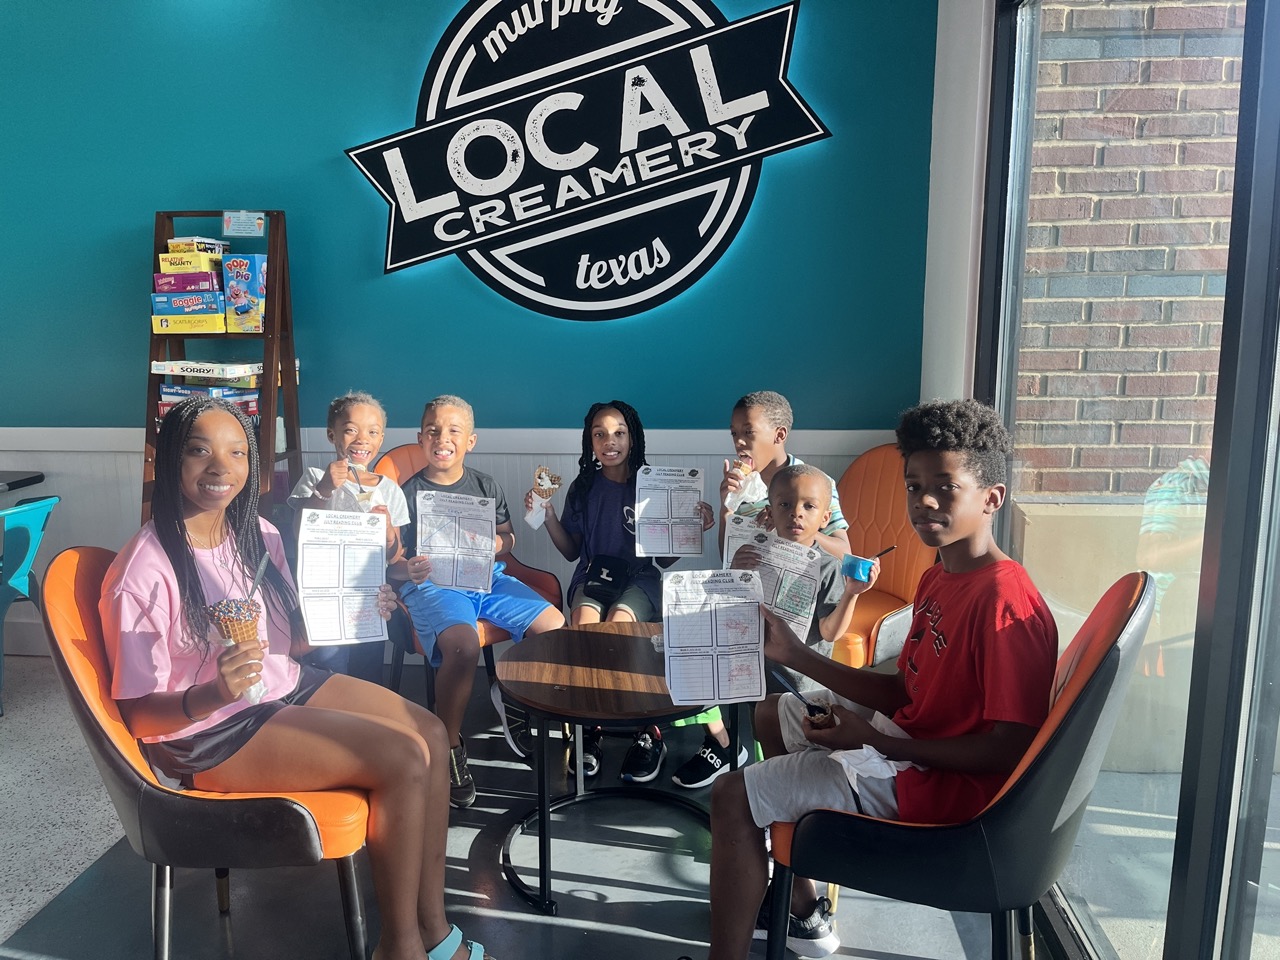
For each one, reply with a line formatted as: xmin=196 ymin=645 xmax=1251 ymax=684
xmin=347 ymin=0 xmax=827 ymax=320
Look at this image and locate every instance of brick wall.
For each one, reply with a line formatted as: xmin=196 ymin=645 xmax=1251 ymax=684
xmin=1014 ymin=0 xmax=1241 ymax=497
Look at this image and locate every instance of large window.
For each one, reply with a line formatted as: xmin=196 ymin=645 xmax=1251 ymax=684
xmin=991 ymin=1 xmax=1243 ymax=956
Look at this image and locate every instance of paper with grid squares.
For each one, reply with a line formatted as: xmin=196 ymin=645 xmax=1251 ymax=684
xmin=662 ymin=569 xmax=765 ymax=705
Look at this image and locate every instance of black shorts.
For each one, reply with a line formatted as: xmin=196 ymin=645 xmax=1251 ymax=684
xmin=140 ymin=664 xmax=334 ymax=788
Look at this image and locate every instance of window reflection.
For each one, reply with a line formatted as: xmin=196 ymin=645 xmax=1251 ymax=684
xmin=999 ymin=1 xmax=1240 ymax=955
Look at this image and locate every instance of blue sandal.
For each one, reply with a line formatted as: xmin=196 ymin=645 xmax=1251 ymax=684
xmin=426 ymin=924 xmax=490 ymax=960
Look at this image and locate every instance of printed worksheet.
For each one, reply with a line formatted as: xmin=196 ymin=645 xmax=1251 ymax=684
xmin=662 ymin=569 xmax=766 ymax=705
xmin=295 ymin=509 xmax=388 ymax=646
xmin=722 ymin=516 xmax=822 ymax=641
xmin=416 ymin=490 xmax=496 ymax=593
xmin=635 ymin=465 xmax=705 ymax=557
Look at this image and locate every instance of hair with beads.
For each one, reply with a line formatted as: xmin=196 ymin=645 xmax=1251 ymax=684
xmin=734 ymin=390 xmax=793 ymax=431
xmin=895 ymin=398 xmax=1013 ymax=487
xmin=152 ymin=396 xmax=298 ymax=653
xmin=565 ymin=400 xmax=648 ymax=515
xmin=327 ymin=391 xmax=386 ymax=432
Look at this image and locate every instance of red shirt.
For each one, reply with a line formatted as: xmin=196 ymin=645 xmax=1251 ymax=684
xmin=893 ymin=560 xmax=1057 ymax=824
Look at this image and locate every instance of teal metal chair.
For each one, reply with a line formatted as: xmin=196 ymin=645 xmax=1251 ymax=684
xmin=1 ymin=495 xmax=60 ymax=715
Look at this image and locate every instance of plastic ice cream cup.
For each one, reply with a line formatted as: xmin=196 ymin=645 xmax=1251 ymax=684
xmin=841 ymin=554 xmax=875 ymax=583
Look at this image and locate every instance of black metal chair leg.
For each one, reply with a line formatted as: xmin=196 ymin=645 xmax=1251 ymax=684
xmin=152 ymin=862 xmax=173 ymax=960
xmin=1017 ymin=906 xmax=1034 ymax=960
xmin=765 ymin=863 xmax=794 ymax=960
xmin=991 ymin=910 xmax=1015 ymax=960
xmin=215 ymin=867 xmax=230 ymax=913
xmin=336 ymin=854 xmax=368 ymax=960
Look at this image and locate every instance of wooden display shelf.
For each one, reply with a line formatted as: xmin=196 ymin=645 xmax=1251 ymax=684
xmin=141 ymin=210 xmax=303 ymax=523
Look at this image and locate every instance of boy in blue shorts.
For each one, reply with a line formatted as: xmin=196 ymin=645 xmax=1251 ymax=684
xmin=696 ymin=399 xmax=1058 ymax=960
xmin=392 ymin=395 xmax=565 ymax=808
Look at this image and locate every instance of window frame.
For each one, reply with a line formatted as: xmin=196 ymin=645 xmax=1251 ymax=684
xmin=972 ymin=0 xmax=1280 ymax=957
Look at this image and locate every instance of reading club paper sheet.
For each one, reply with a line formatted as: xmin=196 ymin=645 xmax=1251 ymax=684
xmin=662 ymin=569 xmax=765 ymax=706
xmin=722 ymin=515 xmax=822 ymax=643
xmin=635 ymin=465 xmax=705 ymax=557
xmin=415 ymin=490 xmax=497 ymax=593
xmin=296 ymin=509 xmax=388 ymax=645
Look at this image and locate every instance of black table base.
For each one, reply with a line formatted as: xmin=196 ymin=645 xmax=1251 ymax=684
xmin=499 ymin=705 xmax=745 ymax=914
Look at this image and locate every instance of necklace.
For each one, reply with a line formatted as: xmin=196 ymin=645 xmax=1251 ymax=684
xmin=186 ymin=526 xmax=233 ymax=569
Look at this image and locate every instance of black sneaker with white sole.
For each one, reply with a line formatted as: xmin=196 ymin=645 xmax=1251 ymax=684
xmin=619 ymin=726 xmax=666 ymax=783
xmin=670 ymin=734 xmax=750 ymax=789
xmin=490 ymin=681 xmax=533 ymax=758
xmin=448 ymin=740 xmax=476 ymax=809
xmin=752 ymin=894 xmax=840 ymax=958
xmin=567 ymin=726 xmax=604 ymax=777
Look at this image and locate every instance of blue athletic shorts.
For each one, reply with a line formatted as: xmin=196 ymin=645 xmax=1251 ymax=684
xmin=398 ymin=562 xmax=553 ymax=667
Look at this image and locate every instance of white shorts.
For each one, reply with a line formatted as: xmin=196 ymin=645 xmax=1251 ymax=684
xmin=743 ymin=689 xmax=899 ymax=827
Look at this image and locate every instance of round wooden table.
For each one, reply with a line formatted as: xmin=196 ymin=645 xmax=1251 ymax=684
xmin=495 ymin=621 xmax=742 ymax=913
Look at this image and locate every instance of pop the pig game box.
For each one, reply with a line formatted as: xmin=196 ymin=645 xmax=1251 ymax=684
xmin=222 ymin=254 xmax=266 ymax=333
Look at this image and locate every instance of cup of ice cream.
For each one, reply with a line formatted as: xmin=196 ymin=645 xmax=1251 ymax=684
xmin=841 ymin=554 xmax=875 ymax=583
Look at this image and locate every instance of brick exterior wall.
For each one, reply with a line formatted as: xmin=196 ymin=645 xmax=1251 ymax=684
xmin=1014 ymin=1 xmax=1242 ymax=497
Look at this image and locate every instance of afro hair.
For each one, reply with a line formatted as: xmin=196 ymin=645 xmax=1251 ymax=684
xmin=895 ymin=399 xmax=1013 ymax=487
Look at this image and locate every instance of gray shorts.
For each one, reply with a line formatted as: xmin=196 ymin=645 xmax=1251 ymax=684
xmin=570 ymin=583 xmax=656 ymax=622
xmin=743 ymin=689 xmax=899 ymax=827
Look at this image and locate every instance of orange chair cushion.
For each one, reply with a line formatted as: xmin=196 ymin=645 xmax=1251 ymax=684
xmin=44 ymin=547 xmax=369 ymax=860
xmin=769 ymin=821 xmax=796 ymax=867
xmin=373 ymin=443 xmax=426 ymax=486
xmin=832 ymin=445 xmax=937 ymax=666
xmin=980 ymin=572 xmax=1147 ymax=812
xmin=832 ymin=588 xmax=911 ymax=668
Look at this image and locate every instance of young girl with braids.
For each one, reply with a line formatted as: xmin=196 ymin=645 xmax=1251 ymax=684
xmin=100 ymin=397 xmax=495 ymax=960
xmin=525 ymin=400 xmax=714 ymax=783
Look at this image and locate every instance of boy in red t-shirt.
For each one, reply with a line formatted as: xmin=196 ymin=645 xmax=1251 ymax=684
xmin=698 ymin=399 xmax=1058 ymax=960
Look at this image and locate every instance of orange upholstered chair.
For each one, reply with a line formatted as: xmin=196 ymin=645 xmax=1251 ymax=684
xmin=832 ymin=443 xmax=938 ymax=667
xmin=373 ymin=443 xmax=563 ymax=698
xmin=41 ymin=547 xmax=370 ymax=960
xmin=765 ymin=571 xmax=1154 ymax=960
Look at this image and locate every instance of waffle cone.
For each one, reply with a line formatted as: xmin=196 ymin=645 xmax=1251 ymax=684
xmin=808 ymin=698 xmax=837 ymax=728
xmin=533 ymin=465 xmax=562 ymax=498
xmin=213 ymin=616 xmax=259 ymax=644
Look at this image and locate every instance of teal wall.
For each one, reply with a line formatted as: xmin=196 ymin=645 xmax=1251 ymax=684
xmin=0 ymin=0 xmax=936 ymax=430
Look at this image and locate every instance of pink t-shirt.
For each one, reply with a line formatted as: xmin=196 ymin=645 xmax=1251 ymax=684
xmin=100 ymin=518 xmax=301 ymax=742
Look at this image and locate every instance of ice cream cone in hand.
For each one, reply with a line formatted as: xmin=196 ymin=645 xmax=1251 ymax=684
xmin=208 ymin=598 xmax=267 ymax=704
xmin=208 ymin=598 xmax=262 ymax=642
xmin=533 ymin=466 xmax=562 ymax=499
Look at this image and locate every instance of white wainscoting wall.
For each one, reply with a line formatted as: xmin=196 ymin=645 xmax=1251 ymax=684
xmin=0 ymin=426 xmax=892 ymax=656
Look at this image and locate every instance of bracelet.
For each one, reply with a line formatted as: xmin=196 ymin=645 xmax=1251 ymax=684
xmin=180 ymin=685 xmax=203 ymax=723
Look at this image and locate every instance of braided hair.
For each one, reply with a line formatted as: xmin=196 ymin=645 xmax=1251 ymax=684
xmin=565 ymin=400 xmax=648 ymax=515
xmin=152 ymin=396 xmax=298 ymax=653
